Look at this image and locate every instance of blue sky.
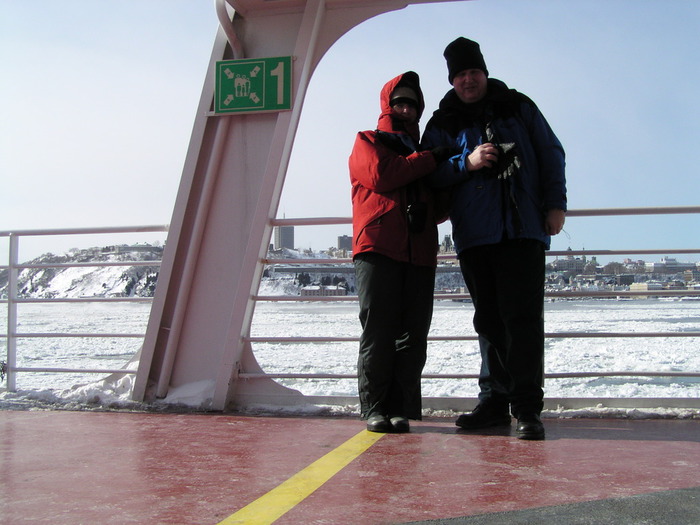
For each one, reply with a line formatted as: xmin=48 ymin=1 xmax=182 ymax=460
xmin=1 ymin=0 xmax=699 ymax=263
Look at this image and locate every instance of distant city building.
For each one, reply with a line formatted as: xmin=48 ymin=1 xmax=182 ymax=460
xmin=337 ymin=235 xmax=352 ymax=251
xmin=549 ymin=248 xmax=589 ymax=274
xmin=101 ymin=244 xmax=163 ymax=255
xmin=615 ymin=274 xmax=636 ymax=286
xmin=684 ymin=269 xmax=700 ymax=283
xmin=630 ymin=281 xmax=664 ymax=290
xmin=274 ymin=225 xmax=295 ymax=250
xmin=645 ymin=257 xmax=697 ymax=274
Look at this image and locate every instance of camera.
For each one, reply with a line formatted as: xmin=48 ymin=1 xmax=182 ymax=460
xmin=406 ymin=202 xmax=427 ymax=233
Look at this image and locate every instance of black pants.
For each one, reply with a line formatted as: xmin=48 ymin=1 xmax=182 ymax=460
xmin=354 ymin=253 xmax=435 ymax=420
xmin=458 ymin=239 xmax=545 ymax=417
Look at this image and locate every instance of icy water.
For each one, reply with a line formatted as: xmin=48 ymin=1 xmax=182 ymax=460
xmin=250 ymin=298 xmax=700 ymax=399
xmin=2 ymin=299 xmax=699 ymax=397
xmin=3 ymin=302 xmax=150 ymax=391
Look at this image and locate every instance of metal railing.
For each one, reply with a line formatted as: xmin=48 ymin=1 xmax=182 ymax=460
xmin=2 ymin=207 xmax=699 ymax=408
xmin=252 ymin=207 xmax=700 ymax=399
xmin=0 ymin=225 xmax=167 ymax=391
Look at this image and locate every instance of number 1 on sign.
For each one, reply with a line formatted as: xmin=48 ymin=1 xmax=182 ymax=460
xmin=270 ymin=62 xmax=285 ymax=105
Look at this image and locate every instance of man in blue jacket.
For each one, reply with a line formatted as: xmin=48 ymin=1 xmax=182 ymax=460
xmin=423 ymin=37 xmax=567 ymax=440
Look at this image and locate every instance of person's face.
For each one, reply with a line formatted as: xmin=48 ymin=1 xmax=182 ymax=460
xmin=391 ymin=102 xmax=418 ymax=123
xmin=452 ymin=68 xmax=487 ymax=104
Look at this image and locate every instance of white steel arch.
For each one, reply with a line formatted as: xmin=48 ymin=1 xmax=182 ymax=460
xmin=132 ymin=0 xmax=462 ymax=410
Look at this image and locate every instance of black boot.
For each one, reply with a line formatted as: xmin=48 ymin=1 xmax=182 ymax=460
xmin=455 ymin=404 xmax=511 ymax=430
xmin=516 ymin=413 xmax=545 ymax=440
xmin=366 ymin=414 xmax=391 ymax=433
xmin=389 ymin=416 xmax=410 ymax=433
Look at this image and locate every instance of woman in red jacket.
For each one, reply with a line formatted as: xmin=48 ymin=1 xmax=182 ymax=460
xmin=349 ymin=71 xmax=450 ymax=433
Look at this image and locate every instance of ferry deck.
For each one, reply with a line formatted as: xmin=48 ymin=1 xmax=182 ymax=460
xmin=2 ymin=1 xmax=699 ymax=523
xmin=2 ymin=409 xmax=699 ymax=524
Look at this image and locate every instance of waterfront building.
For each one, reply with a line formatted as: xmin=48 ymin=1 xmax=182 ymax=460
xmin=548 ymin=248 xmax=590 ymax=274
xmin=645 ymin=257 xmax=697 ymax=274
xmin=300 ymin=285 xmax=347 ymax=296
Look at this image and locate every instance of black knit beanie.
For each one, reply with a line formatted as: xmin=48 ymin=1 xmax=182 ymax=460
xmin=444 ymin=37 xmax=489 ymax=83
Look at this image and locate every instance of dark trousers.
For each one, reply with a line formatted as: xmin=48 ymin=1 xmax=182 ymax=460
xmin=458 ymin=239 xmax=545 ymax=417
xmin=354 ymin=253 xmax=435 ymax=420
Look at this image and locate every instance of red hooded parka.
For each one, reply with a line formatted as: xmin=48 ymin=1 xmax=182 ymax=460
xmin=349 ymin=72 xmax=441 ymax=267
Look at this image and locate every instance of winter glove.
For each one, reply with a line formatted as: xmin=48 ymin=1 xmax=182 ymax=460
xmin=493 ymin=142 xmax=521 ymax=179
xmin=484 ymin=123 xmax=521 ymax=179
xmin=430 ymin=146 xmax=458 ymax=164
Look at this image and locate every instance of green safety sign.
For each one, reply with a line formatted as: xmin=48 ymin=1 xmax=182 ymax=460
xmin=215 ymin=56 xmax=292 ymax=114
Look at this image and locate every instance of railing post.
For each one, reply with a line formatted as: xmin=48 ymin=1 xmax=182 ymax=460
xmin=6 ymin=233 xmax=19 ymax=391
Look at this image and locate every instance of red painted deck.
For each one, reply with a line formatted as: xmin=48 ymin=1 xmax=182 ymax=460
xmin=1 ymin=410 xmax=699 ymax=524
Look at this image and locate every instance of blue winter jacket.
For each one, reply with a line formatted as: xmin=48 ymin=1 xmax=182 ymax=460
xmin=422 ymin=78 xmax=566 ymax=253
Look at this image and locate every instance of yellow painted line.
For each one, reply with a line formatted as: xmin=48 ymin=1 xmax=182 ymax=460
xmin=218 ymin=429 xmax=384 ymax=525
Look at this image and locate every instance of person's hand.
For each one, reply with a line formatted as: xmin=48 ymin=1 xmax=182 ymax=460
xmin=430 ymin=146 xmax=456 ymax=164
xmin=466 ymin=143 xmax=499 ymax=171
xmin=545 ymin=209 xmax=566 ymax=235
